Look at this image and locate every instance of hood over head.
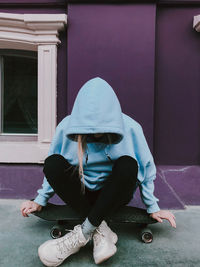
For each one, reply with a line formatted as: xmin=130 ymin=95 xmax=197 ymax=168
xmin=66 ymin=77 xmax=124 ymax=144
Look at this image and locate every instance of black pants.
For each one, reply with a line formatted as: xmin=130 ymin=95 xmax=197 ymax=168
xmin=43 ymin=154 xmax=138 ymax=227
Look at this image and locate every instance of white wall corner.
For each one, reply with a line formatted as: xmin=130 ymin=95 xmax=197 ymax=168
xmin=193 ymin=15 xmax=200 ymax=32
xmin=0 ymin=13 xmax=67 ymax=49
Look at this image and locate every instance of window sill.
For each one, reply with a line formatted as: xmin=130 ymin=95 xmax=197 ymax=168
xmin=0 ymin=134 xmax=37 ymax=142
xmin=0 ymin=141 xmax=49 ymax=163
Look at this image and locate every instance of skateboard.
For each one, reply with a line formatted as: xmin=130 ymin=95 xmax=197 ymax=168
xmin=33 ymin=203 xmax=157 ymax=243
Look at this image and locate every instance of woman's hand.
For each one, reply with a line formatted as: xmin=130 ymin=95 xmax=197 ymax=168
xmin=150 ymin=210 xmax=176 ymax=228
xmin=20 ymin=200 xmax=43 ymax=217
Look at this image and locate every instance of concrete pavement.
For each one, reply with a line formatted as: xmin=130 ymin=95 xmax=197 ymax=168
xmin=0 ymin=199 xmax=199 ymax=267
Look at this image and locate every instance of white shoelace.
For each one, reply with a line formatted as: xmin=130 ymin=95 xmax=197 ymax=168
xmin=93 ymin=228 xmax=106 ymax=246
xmin=56 ymin=226 xmax=85 ymax=256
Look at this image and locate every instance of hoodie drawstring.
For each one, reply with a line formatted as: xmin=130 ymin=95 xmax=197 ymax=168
xmin=85 ymin=147 xmax=113 ymax=166
xmin=85 ymin=152 xmax=88 ymax=165
xmin=104 ymin=151 xmax=113 ymax=163
xmin=104 ymin=146 xmax=113 ymax=163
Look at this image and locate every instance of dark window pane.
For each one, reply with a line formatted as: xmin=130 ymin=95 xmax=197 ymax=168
xmin=3 ymin=54 xmax=37 ymax=134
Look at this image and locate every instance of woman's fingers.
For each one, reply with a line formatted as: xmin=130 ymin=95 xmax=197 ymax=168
xmin=21 ymin=205 xmax=26 ymax=216
xmin=21 ymin=208 xmax=28 ymax=217
xmin=160 ymin=213 xmax=176 ymax=228
xmin=151 ymin=210 xmax=177 ymax=228
xmin=23 ymin=208 xmax=30 ymax=217
xmin=24 ymin=207 xmax=36 ymax=215
xmin=22 ymin=207 xmax=35 ymax=217
xmin=20 ymin=201 xmax=38 ymax=217
xmin=154 ymin=215 xmax=163 ymax=223
xmin=26 ymin=207 xmax=36 ymax=214
xmin=151 ymin=213 xmax=163 ymax=223
xmin=168 ymin=216 xmax=176 ymax=228
xmin=166 ymin=213 xmax=176 ymax=228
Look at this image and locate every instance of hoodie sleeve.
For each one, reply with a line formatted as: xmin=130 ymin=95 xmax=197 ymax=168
xmin=133 ymin=124 xmax=160 ymax=214
xmin=34 ymin=123 xmax=63 ymax=206
xmin=138 ymin=177 xmax=160 ymax=214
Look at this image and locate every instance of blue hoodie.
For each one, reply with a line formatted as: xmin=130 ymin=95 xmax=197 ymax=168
xmin=34 ymin=77 xmax=160 ymax=214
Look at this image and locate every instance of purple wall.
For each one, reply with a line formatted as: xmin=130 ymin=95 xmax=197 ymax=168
xmin=154 ymin=6 xmax=200 ymax=165
xmin=67 ymin=3 xmax=156 ymax=151
xmin=0 ymin=164 xmax=43 ymax=199
xmin=0 ymin=1 xmax=200 ymax=209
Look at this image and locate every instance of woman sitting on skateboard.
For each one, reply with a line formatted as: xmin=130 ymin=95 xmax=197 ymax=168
xmin=21 ymin=77 xmax=176 ymax=267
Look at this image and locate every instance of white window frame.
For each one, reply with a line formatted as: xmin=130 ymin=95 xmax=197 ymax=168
xmin=0 ymin=13 xmax=67 ymax=163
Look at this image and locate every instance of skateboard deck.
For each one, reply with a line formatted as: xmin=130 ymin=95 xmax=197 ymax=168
xmin=33 ymin=203 xmax=157 ymax=243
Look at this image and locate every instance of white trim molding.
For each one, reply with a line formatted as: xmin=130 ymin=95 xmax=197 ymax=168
xmin=0 ymin=13 xmax=67 ymax=163
xmin=193 ymin=15 xmax=200 ymax=32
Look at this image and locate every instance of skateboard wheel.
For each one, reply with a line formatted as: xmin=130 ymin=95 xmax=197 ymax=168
xmin=141 ymin=228 xmax=153 ymax=243
xmin=50 ymin=226 xmax=63 ymax=239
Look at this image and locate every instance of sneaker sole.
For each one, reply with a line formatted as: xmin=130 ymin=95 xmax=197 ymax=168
xmin=111 ymin=232 xmax=118 ymax=244
xmin=38 ymin=245 xmax=64 ymax=267
xmin=94 ymin=245 xmax=117 ymax=264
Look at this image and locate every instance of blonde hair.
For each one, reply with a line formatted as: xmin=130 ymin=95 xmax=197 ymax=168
xmin=77 ymin=134 xmax=87 ymax=193
xmin=75 ymin=133 xmax=112 ymax=193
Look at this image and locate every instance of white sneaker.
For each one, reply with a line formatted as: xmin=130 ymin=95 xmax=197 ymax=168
xmin=38 ymin=224 xmax=89 ymax=267
xmin=98 ymin=220 xmax=118 ymax=244
xmin=93 ymin=221 xmax=118 ymax=264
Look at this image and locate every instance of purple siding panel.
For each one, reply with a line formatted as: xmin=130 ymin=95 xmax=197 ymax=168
xmin=0 ymin=164 xmax=66 ymax=203
xmin=0 ymin=164 xmax=188 ymax=210
xmin=154 ymin=6 xmax=200 ymax=165
xmin=67 ymin=4 xmax=156 ymax=151
xmin=129 ymin=172 xmax=185 ymax=210
xmin=0 ymin=164 xmax=43 ymax=199
xmin=160 ymin=165 xmax=200 ymax=205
